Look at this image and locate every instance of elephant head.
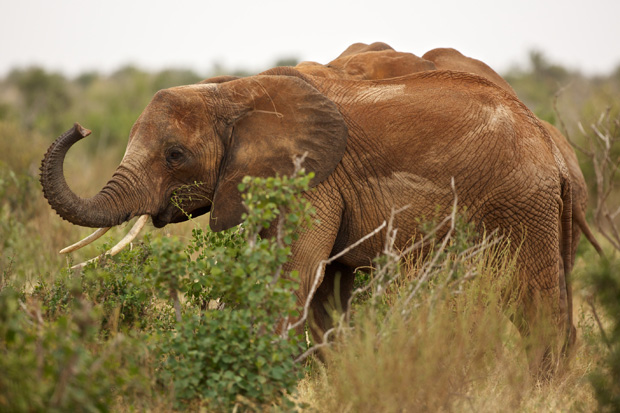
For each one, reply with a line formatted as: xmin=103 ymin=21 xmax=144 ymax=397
xmin=333 ymin=41 xmax=395 ymax=59
xmin=41 ymin=74 xmax=348 ymax=239
xmin=295 ymin=42 xmax=436 ymax=81
xmin=326 ymin=49 xmax=436 ymax=80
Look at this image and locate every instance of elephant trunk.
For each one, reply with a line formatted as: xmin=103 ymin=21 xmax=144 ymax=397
xmin=40 ymin=123 xmax=141 ymax=228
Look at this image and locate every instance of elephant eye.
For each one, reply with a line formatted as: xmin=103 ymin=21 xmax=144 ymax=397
xmin=166 ymin=147 xmax=186 ymax=165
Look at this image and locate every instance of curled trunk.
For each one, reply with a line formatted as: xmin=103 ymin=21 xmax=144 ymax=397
xmin=40 ymin=123 xmax=138 ymax=228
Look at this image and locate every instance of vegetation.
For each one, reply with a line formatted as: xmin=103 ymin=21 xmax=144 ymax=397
xmin=1 ymin=54 xmax=619 ymax=411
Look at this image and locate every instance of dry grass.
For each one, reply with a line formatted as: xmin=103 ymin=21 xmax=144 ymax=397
xmin=295 ymin=237 xmax=602 ymax=413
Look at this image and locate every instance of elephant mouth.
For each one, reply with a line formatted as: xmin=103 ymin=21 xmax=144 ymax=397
xmin=152 ymin=204 xmax=212 ymax=228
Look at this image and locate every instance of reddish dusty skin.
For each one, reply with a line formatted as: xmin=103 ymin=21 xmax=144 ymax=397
xmin=42 ymin=63 xmax=572 ymax=377
xmin=295 ymin=42 xmax=601 ymax=351
xmin=299 ymin=42 xmax=599 ymax=259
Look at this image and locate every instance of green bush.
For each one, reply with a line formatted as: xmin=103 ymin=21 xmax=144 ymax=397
xmin=0 ymin=285 xmax=153 ymax=412
xmin=1 ymin=168 xmax=317 ymax=411
xmin=158 ymin=168 xmax=315 ymax=410
xmin=31 ymin=236 xmax=177 ymax=334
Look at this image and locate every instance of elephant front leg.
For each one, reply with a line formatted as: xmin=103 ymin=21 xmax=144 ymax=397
xmin=262 ymin=189 xmax=345 ymax=343
xmin=308 ymin=261 xmax=356 ymax=345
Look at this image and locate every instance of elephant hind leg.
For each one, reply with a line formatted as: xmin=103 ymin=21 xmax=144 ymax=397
xmin=495 ymin=184 xmax=571 ymax=379
xmin=512 ymin=287 xmax=567 ymax=381
xmin=308 ymin=261 xmax=356 ymax=346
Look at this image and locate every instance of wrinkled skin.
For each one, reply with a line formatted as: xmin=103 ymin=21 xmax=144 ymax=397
xmin=298 ymin=43 xmax=601 ymax=350
xmin=308 ymin=43 xmax=600 ymax=262
xmin=421 ymin=47 xmax=601 ymax=258
xmin=41 ymin=67 xmax=572 ymax=376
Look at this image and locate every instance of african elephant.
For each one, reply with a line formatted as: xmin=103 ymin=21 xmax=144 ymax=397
xmin=411 ymin=46 xmax=600 ymax=344
xmin=297 ymin=43 xmax=600 ymax=345
xmin=41 ymin=66 xmax=572 ymax=376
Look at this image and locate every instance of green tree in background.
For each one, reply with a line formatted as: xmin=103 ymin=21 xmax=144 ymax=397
xmin=9 ymin=67 xmax=71 ymax=132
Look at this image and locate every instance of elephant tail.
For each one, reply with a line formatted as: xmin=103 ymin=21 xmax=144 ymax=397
xmin=574 ymin=207 xmax=604 ymax=256
xmin=560 ymin=174 xmax=576 ymax=350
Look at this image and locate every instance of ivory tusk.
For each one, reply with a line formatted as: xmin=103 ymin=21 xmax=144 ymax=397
xmin=106 ymin=214 xmax=149 ymax=256
xmin=60 ymin=227 xmax=111 ymax=254
xmin=70 ymin=214 xmax=149 ymax=270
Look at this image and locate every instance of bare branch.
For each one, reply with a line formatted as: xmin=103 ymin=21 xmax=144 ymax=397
xmin=553 ymin=88 xmax=592 ymax=156
xmin=588 ymin=298 xmax=612 ymax=351
xmin=294 ymin=327 xmax=339 ymax=363
xmin=401 ymin=177 xmax=459 ymax=309
xmin=293 ymin=177 xmax=477 ymax=360
xmin=584 ymin=109 xmax=620 ymax=251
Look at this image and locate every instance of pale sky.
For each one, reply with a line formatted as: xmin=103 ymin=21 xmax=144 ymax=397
xmin=2 ymin=0 xmax=620 ymax=77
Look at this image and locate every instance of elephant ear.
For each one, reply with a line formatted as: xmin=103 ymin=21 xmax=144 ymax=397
xmin=209 ymin=74 xmax=348 ymax=231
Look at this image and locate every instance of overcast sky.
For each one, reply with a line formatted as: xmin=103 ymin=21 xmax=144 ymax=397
xmin=2 ymin=0 xmax=620 ymax=78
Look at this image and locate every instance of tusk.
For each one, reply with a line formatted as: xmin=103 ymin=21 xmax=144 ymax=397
xmin=60 ymin=227 xmax=111 ymax=254
xmin=106 ymin=214 xmax=149 ymax=256
xmin=70 ymin=215 xmax=149 ymax=270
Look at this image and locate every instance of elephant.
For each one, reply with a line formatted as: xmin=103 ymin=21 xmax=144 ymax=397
xmin=294 ymin=42 xmax=601 ymax=347
xmin=333 ymin=41 xmax=395 ymax=58
xmin=422 ymin=47 xmax=518 ymax=96
xmin=41 ymin=66 xmax=573 ymax=376
xmin=422 ymin=46 xmax=601 ymax=259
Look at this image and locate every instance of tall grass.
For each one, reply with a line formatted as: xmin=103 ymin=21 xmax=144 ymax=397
xmin=298 ymin=226 xmax=601 ymax=412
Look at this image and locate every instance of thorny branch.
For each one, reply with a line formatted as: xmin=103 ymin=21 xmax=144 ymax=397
xmin=285 ymin=220 xmax=388 ymax=337
xmin=400 ymin=178 xmax=460 ymax=309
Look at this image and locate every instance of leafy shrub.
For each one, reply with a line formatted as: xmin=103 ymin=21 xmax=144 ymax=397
xmin=1 ymin=166 xmax=316 ymax=411
xmin=158 ymin=168 xmax=315 ymax=410
xmin=0 ymin=285 xmax=153 ymax=412
xmin=32 ymin=237 xmax=176 ymax=333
